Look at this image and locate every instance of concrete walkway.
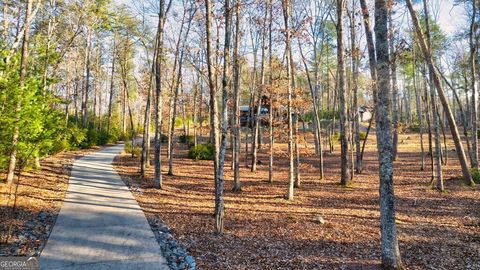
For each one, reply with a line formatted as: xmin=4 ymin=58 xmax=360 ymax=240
xmin=40 ymin=144 xmax=169 ymax=270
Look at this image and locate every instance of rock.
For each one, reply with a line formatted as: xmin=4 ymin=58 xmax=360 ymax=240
xmin=185 ymin=256 xmax=195 ymax=265
xmin=313 ymin=215 xmax=325 ymax=224
xmin=38 ymin=211 xmax=47 ymax=220
xmin=25 ymin=220 xmax=36 ymax=228
xmin=18 ymin=235 xmax=27 ymax=243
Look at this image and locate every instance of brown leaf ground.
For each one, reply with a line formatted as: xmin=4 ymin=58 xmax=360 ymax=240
xmin=114 ymin=132 xmax=479 ymax=270
xmin=0 ymin=147 xmax=101 ymax=256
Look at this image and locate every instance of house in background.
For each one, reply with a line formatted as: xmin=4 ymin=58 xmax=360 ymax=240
xmin=240 ymin=95 xmax=270 ymax=127
xmin=359 ymin=106 xmax=372 ymax=122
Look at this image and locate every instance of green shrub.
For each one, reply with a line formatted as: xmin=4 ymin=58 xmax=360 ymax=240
xmin=125 ymin=142 xmax=141 ymax=157
xmin=66 ymin=125 xmax=87 ymax=149
xmin=188 ymin=144 xmax=214 ymax=160
xmin=80 ymin=128 xmax=98 ymax=148
xmin=319 ymin=110 xmax=340 ymax=120
xmin=117 ymin=131 xmax=130 ymax=141
xmin=359 ymin=131 xmax=367 ymax=140
xmin=409 ymin=123 xmax=421 ymax=133
xmin=51 ymin=138 xmax=70 ymax=153
xmin=331 ymin=132 xmax=340 ymax=142
xmin=471 ymin=168 xmax=480 ymax=184
xmin=97 ymin=129 xmax=118 ymax=145
xmin=179 ymin=135 xmax=195 ymax=145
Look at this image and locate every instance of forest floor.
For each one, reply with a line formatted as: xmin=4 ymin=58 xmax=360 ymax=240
xmin=114 ymin=131 xmax=479 ymax=270
xmin=0 ymin=146 xmax=102 ymax=256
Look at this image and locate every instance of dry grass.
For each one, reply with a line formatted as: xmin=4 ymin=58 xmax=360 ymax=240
xmin=114 ymin=132 xmax=480 ymax=270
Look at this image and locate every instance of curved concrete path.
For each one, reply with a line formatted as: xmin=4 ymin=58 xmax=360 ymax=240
xmin=40 ymin=144 xmax=169 ymax=270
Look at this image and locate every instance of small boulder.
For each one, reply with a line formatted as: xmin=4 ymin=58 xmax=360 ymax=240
xmin=313 ymin=215 xmax=325 ymax=225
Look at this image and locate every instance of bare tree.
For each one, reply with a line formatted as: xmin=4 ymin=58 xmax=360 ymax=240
xmin=406 ymin=0 xmax=474 ymax=186
xmin=232 ymin=0 xmax=242 ymax=191
xmin=154 ymin=0 xmax=168 ymax=189
xmin=282 ymin=0 xmax=295 ymax=200
xmin=337 ymin=0 xmax=351 ymax=186
xmin=469 ymin=0 xmax=478 ymax=169
xmin=358 ymin=0 xmax=377 ymax=174
xmin=374 ymin=0 xmax=403 ymax=268
xmin=422 ymin=0 xmax=443 ymax=190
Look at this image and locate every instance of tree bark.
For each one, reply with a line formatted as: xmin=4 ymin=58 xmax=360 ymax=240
xmin=82 ymin=28 xmax=92 ymax=128
xmin=350 ymin=2 xmax=361 ymax=174
xmin=251 ymin=3 xmax=268 ymax=172
xmin=469 ymin=0 xmax=478 ymax=169
xmin=374 ymin=1 xmax=404 ymax=268
xmin=6 ymin=0 xmax=33 ymax=184
xmin=282 ymin=0 xmax=295 ymax=200
xmin=388 ymin=3 xmax=399 ymax=161
xmin=107 ymin=32 xmax=116 ymax=132
xmin=205 ymin=0 xmax=223 ymax=233
xmin=154 ymin=0 xmax=167 ymax=189
xmin=422 ymin=0 xmax=443 ymax=191
xmin=232 ymin=0 xmax=242 ymax=191
xmin=337 ymin=0 xmax=351 ymax=186
xmin=217 ymin=0 xmax=232 ymax=234
xmin=358 ymin=0 xmax=378 ymax=174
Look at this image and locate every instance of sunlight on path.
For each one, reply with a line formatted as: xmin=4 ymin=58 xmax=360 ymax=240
xmin=40 ymin=144 xmax=168 ymax=270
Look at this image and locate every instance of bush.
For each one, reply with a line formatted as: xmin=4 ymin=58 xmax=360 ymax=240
xmin=188 ymin=144 xmax=214 ymax=160
xmin=471 ymin=168 xmax=480 ymax=184
xmin=359 ymin=131 xmax=367 ymax=140
xmin=124 ymin=142 xmax=141 ymax=157
xmin=97 ymin=129 xmax=118 ymax=145
xmin=179 ymin=135 xmax=195 ymax=145
xmin=80 ymin=127 xmax=98 ymax=148
xmin=51 ymin=138 xmax=70 ymax=153
xmin=319 ymin=110 xmax=340 ymax=120
xmin=331 ymin=132 xmax=340 ymax=142
xmin=66 ymin=125 xmax=87 ymax=149
xmin=409 ymin=123 xmax=421 ymax=133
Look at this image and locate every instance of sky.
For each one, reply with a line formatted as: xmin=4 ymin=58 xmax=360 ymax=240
xmin=429 ymin=0 xmax=468 ymax=36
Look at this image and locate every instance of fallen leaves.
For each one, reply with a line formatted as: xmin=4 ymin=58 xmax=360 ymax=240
xmin=114 ymin=133 xmax=479 ymax=269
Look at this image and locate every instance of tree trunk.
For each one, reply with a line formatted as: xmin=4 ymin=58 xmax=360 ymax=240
xmin=154 ymin=0 xmax=167 ymax=189
xmin=167 ymin=10 xmax=188 ymax=176
xmin=469 ymin=0 xmax=478 ymax=169
xmin=232 ymin=0 xmax=242 ymax=191
xmin=141 ymin=38 xmax=157 ymax=178
xmin=268 ymin=0 xmax=275 ymax=183
xmin=205 ymin=0 xmax=224 ymax=233
xmin=82 ymin=28 xmax=92 ymax=128
xmin=350 ymin=2 xmax=361 ymax=174
xmin=388 ymin=4 xmax=399 ymax=161
xmin=282 ymin=0 xmax=295 ymax=200
xmin=107 ymin=32 xmax=116 ymax=132
xmin=422 ymin=0 xmax=443 ymax=191
xmin=412 ymin=48 xmax=425 ymax=170
xmin=337 ymin=0 xmax=351 ymax=186
xmin=374 ymin=1 xmax=404 ymax=268
xmin=298 ymin=40 xmax=324 ymax=180
xmin=358 ymin=0 xmax=378 ymax=174
xmin=251 ymin=3 xmax=268 ymax=172
xmin=6 ymin=0 xmax=33 ymax=184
